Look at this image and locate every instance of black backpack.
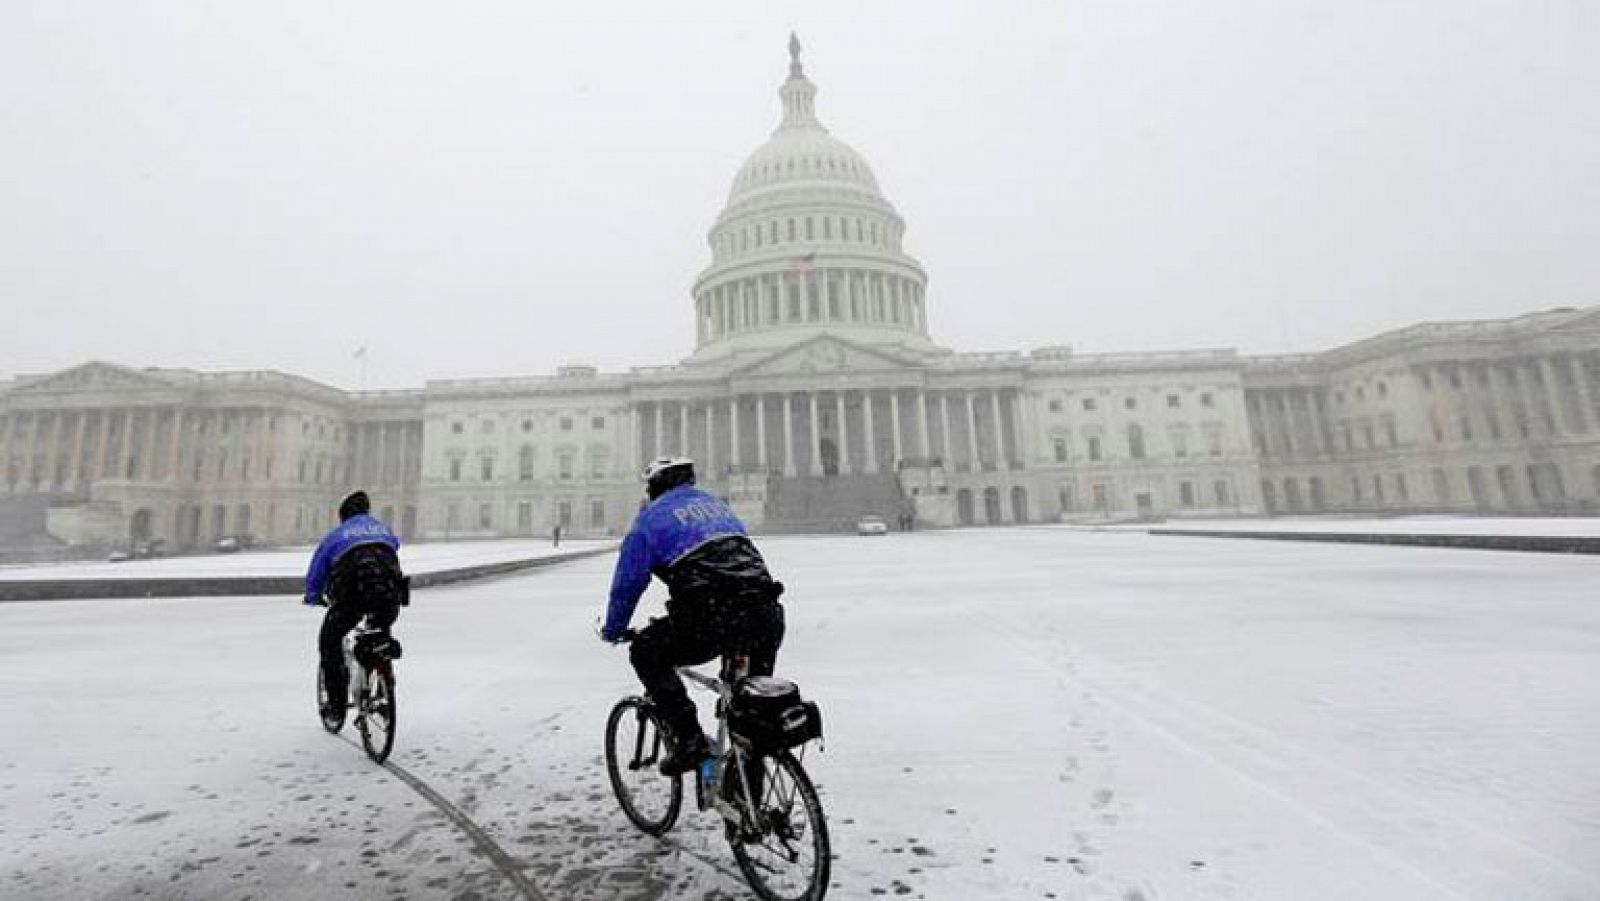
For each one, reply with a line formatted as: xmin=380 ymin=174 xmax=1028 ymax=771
xmin=331 ymin=543 xmax=407 ymax=606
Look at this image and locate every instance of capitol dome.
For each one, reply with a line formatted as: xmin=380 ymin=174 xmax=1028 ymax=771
xmin=688 ymin=35 xmax=935 ymax=365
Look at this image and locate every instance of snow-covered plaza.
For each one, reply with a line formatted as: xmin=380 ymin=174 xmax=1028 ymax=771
xmin=1 ymin=528 xmax=1596 ymax=901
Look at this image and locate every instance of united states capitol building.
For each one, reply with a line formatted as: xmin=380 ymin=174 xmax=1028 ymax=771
xmin=4 ymin=41 xmax=1599 ymax=554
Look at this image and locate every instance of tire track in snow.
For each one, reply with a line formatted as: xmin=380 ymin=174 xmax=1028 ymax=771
xmin=380 ymin=757 xmax=551 ymax=901
xmin=344 ymin=734 xmax=746 ymax=899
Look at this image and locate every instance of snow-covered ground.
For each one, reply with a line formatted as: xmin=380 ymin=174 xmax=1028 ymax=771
xmin=1 ymin=530 xmax=1596 ymax=900
xmin=1105 ymin=515 xmax=1600 ymax=537
xmin=0 ymin=539 xmax=611 ymax=581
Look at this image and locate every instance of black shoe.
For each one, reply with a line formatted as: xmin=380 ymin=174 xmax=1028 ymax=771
xmin=658 ymin=732 xmax=711 ymax=777
xmin=320 ymin=698 xmax=346 ymax=721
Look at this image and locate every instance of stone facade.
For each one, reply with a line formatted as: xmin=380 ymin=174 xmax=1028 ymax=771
xmin=3 ymin=41 xmax=1598 ymax=552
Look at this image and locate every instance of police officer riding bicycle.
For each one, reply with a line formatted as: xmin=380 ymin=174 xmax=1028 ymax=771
xmin=600 ymin=457 xmax=787 ymax=775
xmin=305 ymin=490 xmax=406 ymax=721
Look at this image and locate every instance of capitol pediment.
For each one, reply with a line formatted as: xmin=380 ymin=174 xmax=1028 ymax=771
xmin=15 ymin=361 xmax=179 ymax=395
xmin=733 ymin=335 xmax=921 ymax=378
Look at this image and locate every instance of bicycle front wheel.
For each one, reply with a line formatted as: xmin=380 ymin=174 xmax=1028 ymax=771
xmin=604 ymin=697 xmax=682 ymax=835
xmin=358 ymin=664 xmax=396 ymax=764
xmin=727 ymin=749 xmax=831 ymax=901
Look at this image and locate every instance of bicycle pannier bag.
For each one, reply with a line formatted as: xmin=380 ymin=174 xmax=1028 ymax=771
xmin=728 ymin=676 xmax=823 ymax=753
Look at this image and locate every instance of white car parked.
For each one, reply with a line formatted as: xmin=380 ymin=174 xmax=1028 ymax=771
xmin=856 ymin=515 xmax=889 ymax=536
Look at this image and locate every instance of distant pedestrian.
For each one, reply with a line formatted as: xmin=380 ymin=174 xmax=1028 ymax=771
xmin=553 ymin=524 xmax=563 ymax=547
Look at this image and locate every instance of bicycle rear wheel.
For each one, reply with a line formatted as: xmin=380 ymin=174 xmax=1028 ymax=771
xmin=604 ymin=697 xmax=682 ymax=835
xmin=316 ymin=664 xmax=345 ymax=733
xmin=358 ymin=663 xmax=396 ymax=763
xmin=727 ymin=750 xmax=831 ymax=901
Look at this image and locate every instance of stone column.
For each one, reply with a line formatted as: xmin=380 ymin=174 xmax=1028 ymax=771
xmin=118 ymin=410 xmax=136 ymax=479
xmin=141 ymin=410 xmax=158 ymax=480
xmin=757 ymin=395 xmax=769 ymax=472
xmin=782 ymin=394 xmax=796 ymax=477
xmin=808 ymin=393 xmax=822 ymax=476
xmin=939 ymin=394 xmax=953 ymax=463
xmin=66 ymin=411 xmax=87 ymax=487
xmin=863 ymin=391 xmax=878 ymax=474
xmin=650 ymin=403 xmax=662 ymax=460
xmin=94 ymin=410 xmax=114 ymax=481
xmin=729 ymin=397 xmax=741 ymax=472
xmin=0 ymin=413 xmax=11 ymax=491
xmin=678 ymin=402 xmax=689 ymax=457
xmin=20 ymin=414 xmax=38 ymax=487
xmin=630 ymin=405 xmax=642 ymax=470
xmin=1516 ymin=359 xmax=1549 ymax=436
xmin=47 ymin=411 xmax=64 ymax=487
xmin=889 ymin=391 xmax=903 ymax=468
xmin=917 ymin=390 xmax=931 ymax=460
xmin=1569 ymin=354 xmax=1596 ymax=433
xmin=992 ymin=391 xmax=1010 ymax=470
xmin=166 ymin=409 xmax=185 ymax=482
xmin=835 ymin=391 xmax=850 ymax=474
xmin=703 ymin=402 xmax=716 ymax=475
xmin=1535 ymin=356 xmax=1567 ymax=436
xmin=965 ymin=392 xmax=980 ymax=470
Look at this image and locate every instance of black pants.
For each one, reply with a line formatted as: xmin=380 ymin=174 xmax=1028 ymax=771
xmin=630 ymin=597 xmax=785 ymax=744
xmin=318 ymin=592 xmax=399 ymax=706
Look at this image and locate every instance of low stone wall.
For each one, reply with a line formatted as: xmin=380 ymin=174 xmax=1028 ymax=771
xmin=1148 ymin=529 xmax=1600 ymax=555
xmin=0 ymin=545 xmax=617 ymax=602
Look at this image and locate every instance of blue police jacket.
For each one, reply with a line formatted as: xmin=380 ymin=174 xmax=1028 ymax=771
xmin=303 ymin=514 xmax=401 ymax=604
xmin=603 ymin=484 xmax=752 ymax=640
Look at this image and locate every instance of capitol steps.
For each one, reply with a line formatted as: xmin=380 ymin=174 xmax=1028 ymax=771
xmin=760 ymin=473 xmax=905 ymax=534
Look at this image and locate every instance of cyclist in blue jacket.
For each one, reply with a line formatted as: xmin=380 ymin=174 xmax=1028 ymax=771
xmin=602 ymin=457 xmax=786 ymax=774
xmin=306 ymin=491 xmax=405 ymax=720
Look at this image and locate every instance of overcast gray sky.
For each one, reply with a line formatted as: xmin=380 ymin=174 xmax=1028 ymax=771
xmin=2 ymin=0 xmax=1596 ymax=390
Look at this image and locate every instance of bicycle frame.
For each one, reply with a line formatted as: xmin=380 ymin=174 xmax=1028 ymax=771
xmin=678 ymin=660 xmax=764 ymax=831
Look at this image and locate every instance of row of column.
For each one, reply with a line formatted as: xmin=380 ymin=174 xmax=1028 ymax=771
xmin=350 ymin=421 xmax=422 ymax=488
xmin=1 ymin=407 xmax=171 ymax=491
xmin=1253 ymin=388 xmax=1334 ymax=459
xmin=1424 ymin=353 xmax=1598 ymax=443
xmin=696 ymin=269 xmax=926 ymax=344
xmin=631 ymin=388 xmax=1020 ymax=478
xmin=0 ymin=406 xmax=289 ymax=493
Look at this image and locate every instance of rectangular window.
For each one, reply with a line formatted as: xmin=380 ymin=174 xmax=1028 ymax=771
xmin=560 ymin=417 xmax=573 ymax=431
xmin=558 ymin=500 xmax=573 ymax=527
xmin=1083 ymin=397 xmax=1097 ymax=412
xmin=1053 ymin=438 xmax=1068 ymax=463
xmin=1201 ymin=392 xmax=1215 ymax=407
xmin=1048 ymin=398 xmax=1062 ymax=413
xmin=517 ymin=501 xmax=533 ymax=534
xmin=558 ymin=453 xmax=574 ymax=481
xmin=480 ymin=457 xmax=494 ymax=481
xmin=1167 ymin=394 xmax=1180 ymax=408
xmin=1087 ymin=435 xmax=1102 ymax=462
xmin=591 ymin=416 xmax=606 ymax=430
xmin=478 ymin=503 xmax=492 ymax=529
xmin=1179 ymin=481 xmax=1195 ymax=507
xmin=449 ymin=458 xmax=462 ymax=482
xmin=1213 ymin=480 xmax=1229 ymax=505
xmin=590 ymin=499 xmax=606 ymax=527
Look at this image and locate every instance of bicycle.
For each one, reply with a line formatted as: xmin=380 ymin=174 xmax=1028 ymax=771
xmin=604 ymin=631 xmax=830 ymax=901
xmin=317 ymin=618 xmax=402 ymax=764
